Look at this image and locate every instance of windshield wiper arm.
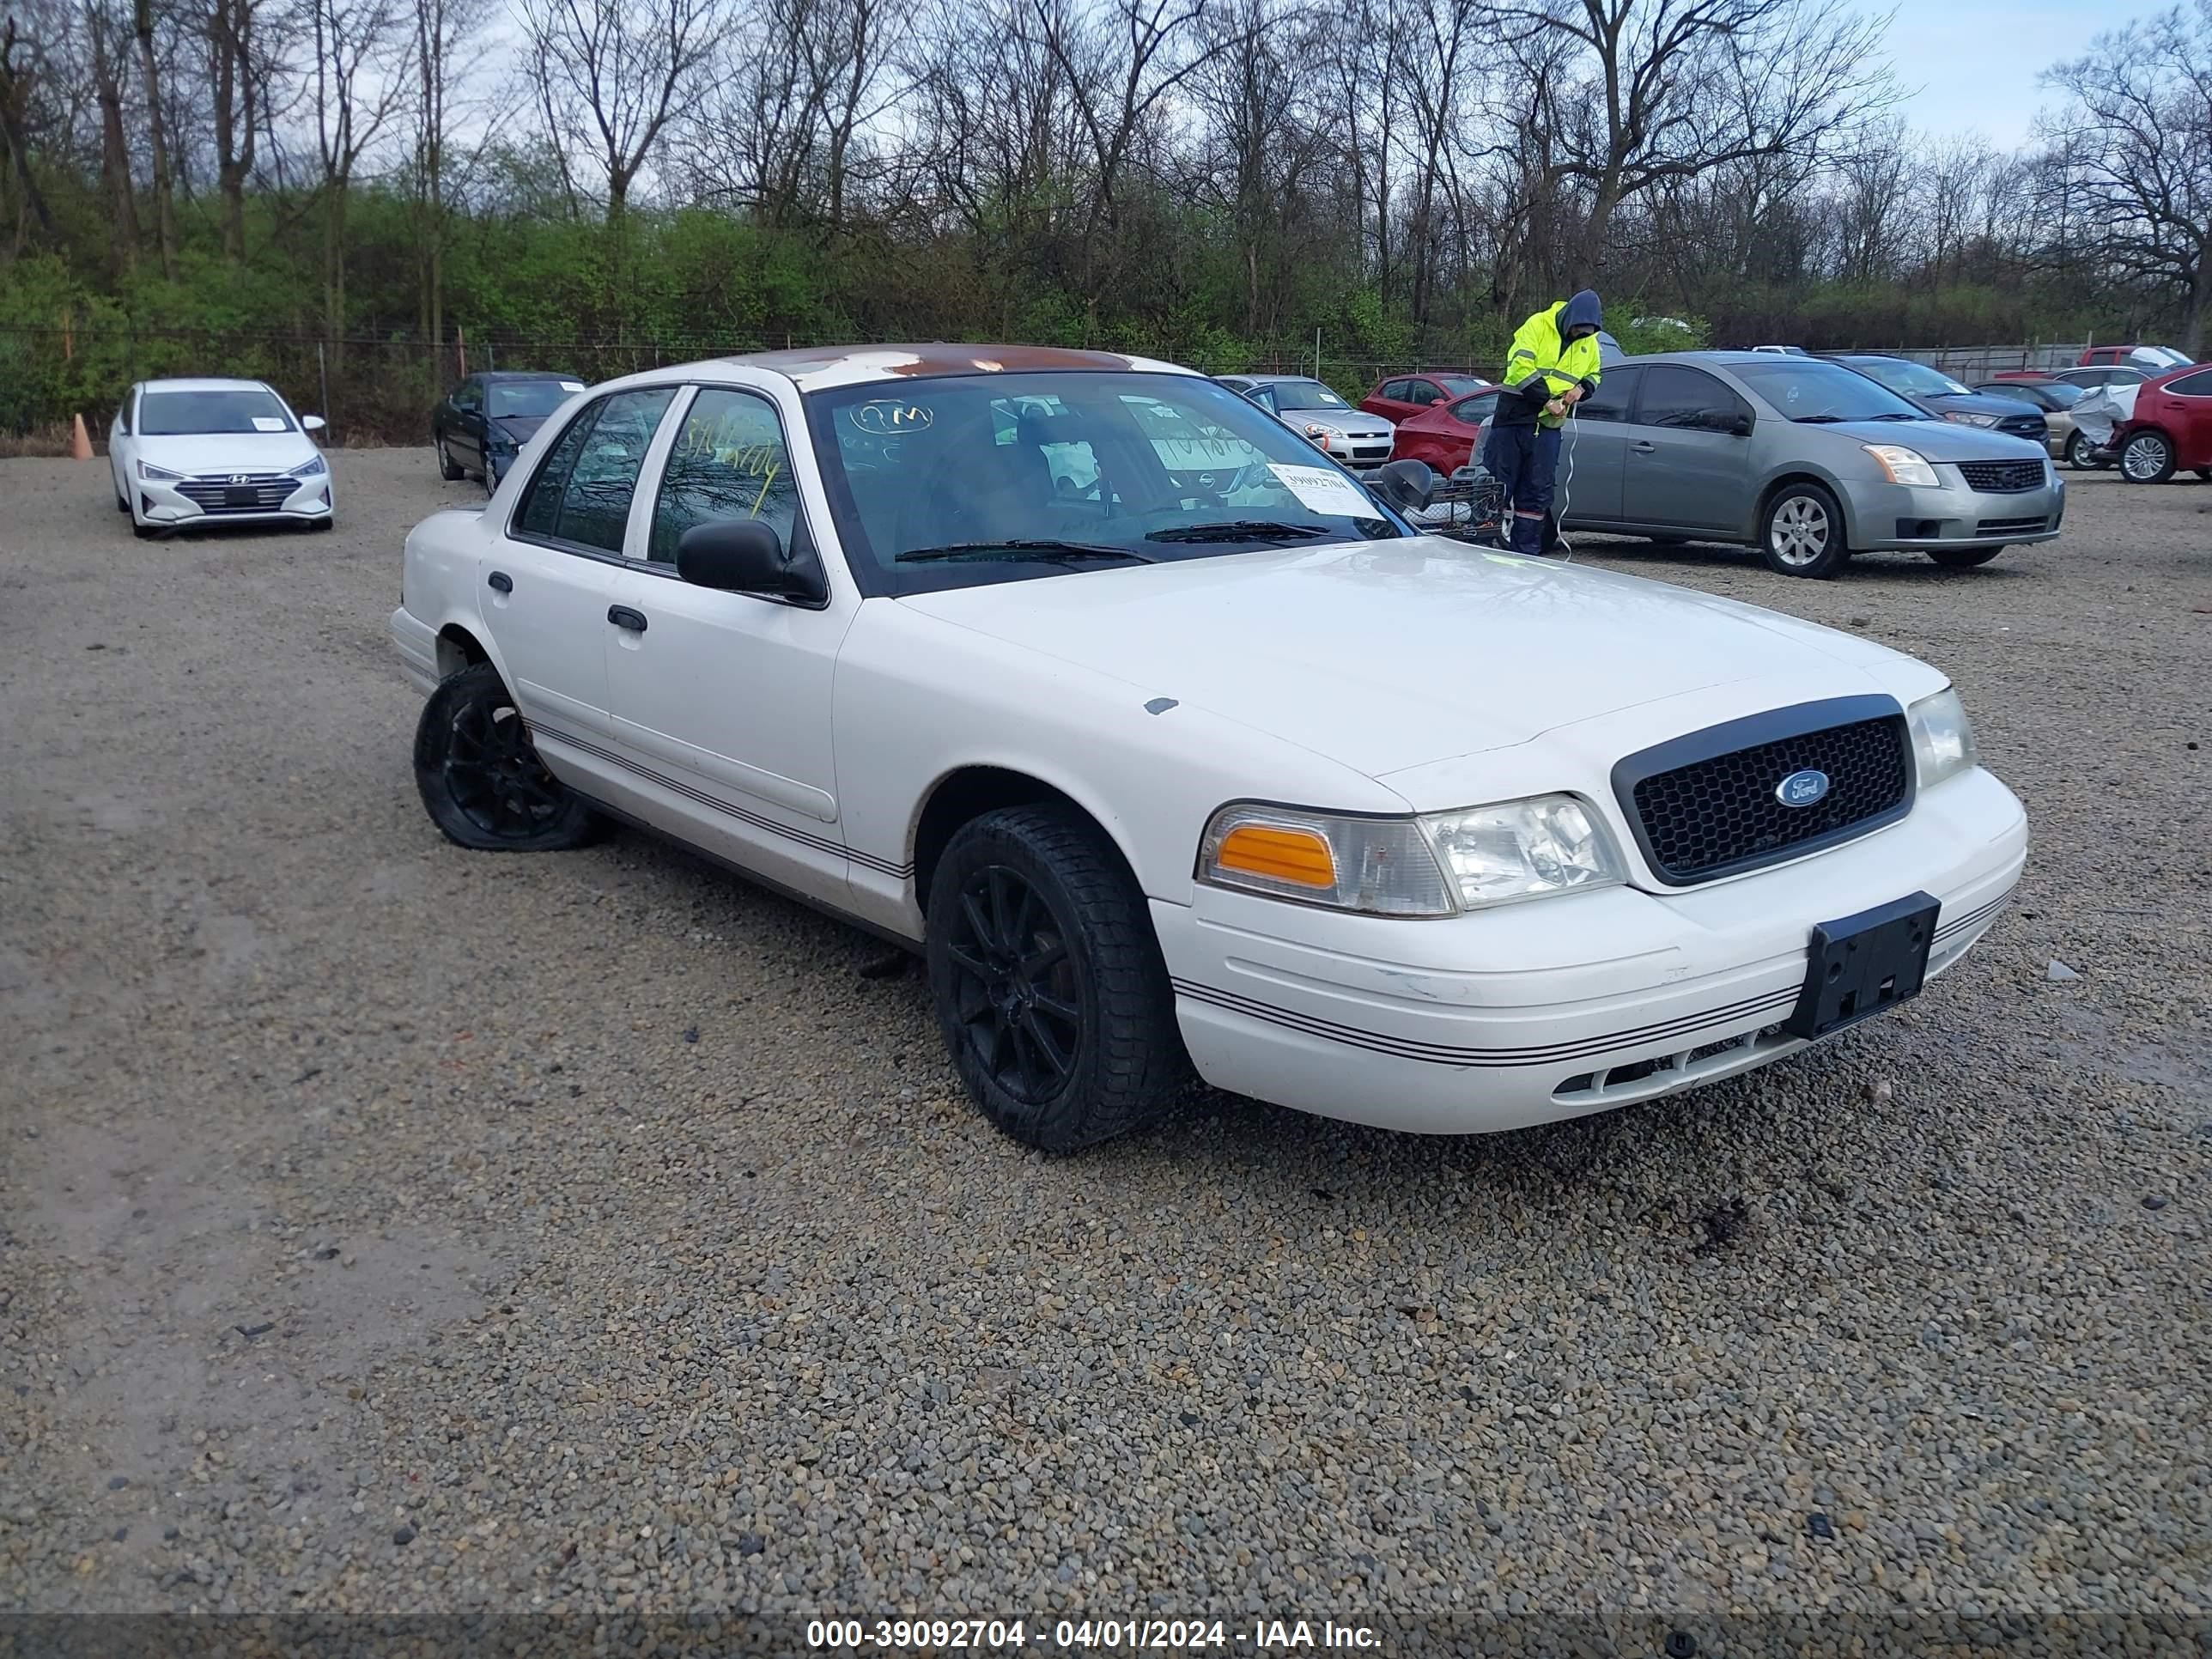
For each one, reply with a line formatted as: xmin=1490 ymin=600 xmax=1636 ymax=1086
xmin=894 ymin=540 xmax=1157 ymax=565
xmin=1792 ymin=414 xmax=1848 ymax=423
xmin=1145 ymin=520 xmax=1335 ymax=544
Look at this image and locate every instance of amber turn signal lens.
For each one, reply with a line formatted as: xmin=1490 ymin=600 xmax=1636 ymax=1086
xmin=1213 ymin=823 xmax=1336 ymax=888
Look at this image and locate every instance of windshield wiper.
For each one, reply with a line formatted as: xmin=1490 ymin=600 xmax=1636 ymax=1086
xmin=894 ymin=540 xmax=1157 ymax=565
xmin=1145 ymin=520 xmax=1335 ymax=544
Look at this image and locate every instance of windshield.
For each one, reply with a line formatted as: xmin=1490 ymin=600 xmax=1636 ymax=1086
xmin=1735 ymin=361 xmax=1929 ymax=423
xmin=489 ymin=380 xmax=580 ymax=418
xmin=139 ymin=388 xmax=294 ymax=435
xmin=806 ymin=371 xmax=1402 ymax=595
xmin=2131 ymin=347 xmax=2191 ymax=368
xmin=1850 ymin=358 xmax=1970 ymax=398
xmin=1264 ymin=379 xmax=1351 ymax=410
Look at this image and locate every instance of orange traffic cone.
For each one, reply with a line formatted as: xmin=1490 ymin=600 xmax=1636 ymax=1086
xmin=70 ymin=413 xmax=92 ymax=460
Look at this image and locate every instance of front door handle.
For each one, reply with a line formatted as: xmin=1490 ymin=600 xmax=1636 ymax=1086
xmin=1632 ymin=441 xmax=1657 ymax=453
xmin=608 ymin=605 xmax=648 ymax=634
xmin=487 ymin=570 xmax=513 ymax=593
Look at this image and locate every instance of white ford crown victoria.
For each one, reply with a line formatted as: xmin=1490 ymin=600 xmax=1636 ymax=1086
xmin=390 ymin=345 xmax=2026 ymax=1151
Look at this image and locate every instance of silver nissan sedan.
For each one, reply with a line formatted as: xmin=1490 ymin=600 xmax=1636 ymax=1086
xmin=1549 ymin=351 xmax=2064 ymax=577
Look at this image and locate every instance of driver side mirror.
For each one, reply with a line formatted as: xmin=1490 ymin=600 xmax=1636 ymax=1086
xmin=301 ymin=414 xmax=326 ymax=432
xmin=677 ymin=519 xmax=828 ymax=605
xmin=1701 ymin=409 xmax=1752 ymax=436
xmin=1367 ymin=457 xmax=1436 ymax=514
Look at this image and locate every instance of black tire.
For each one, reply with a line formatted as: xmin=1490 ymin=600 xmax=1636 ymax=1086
xmin=1928 ymin=545 xmax=2004 ymax=568
xmin=114 ymin=489 xmax=130 ymax=513
xmin=437 ymin=434 xmax=465 ymax=481
xmin=412 ymin=661 xmax=600 ymax=852
xmin=2120 ymin=429 xmax=2175 ymax=484
xmin=926 ymin=805 xmax=1186 ymax=1152
xmin=2062 ymin=431 xmax=2097 ymax=470
xmin=131 ymin=520 xmax=158 ymax=540
xmin=1759 ymin=480 xmax=1851 ymax=578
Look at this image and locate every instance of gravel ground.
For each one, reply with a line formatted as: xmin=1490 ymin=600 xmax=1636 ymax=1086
xmin=1 ymin=453 xmax=2207 ymax=1644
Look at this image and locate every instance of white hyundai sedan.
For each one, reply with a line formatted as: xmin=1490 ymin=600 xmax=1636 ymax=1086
xmin=110 ymin=377 xmax=334 ymax=538
xmin=389 ymin=345 xmax=2027 ymax=1152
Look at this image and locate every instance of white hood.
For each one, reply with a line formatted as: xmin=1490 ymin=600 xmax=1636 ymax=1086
xmin=898 ymin=538 xmax=1934 ymax=779
xmin=134 ymin=432 xmax=321 ymax=476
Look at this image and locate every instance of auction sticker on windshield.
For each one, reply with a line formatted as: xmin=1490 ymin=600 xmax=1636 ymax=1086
xmin=1267 ymin=462 xmax=1373 ymax=518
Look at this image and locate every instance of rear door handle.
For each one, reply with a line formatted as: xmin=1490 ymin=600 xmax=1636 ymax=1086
xmin=1632 ymin=441 xmax=1657 ymax=453
xmin=608 ymin=605 xmax=648 ymax=634
xmin=487 ymin=570 xmax=513 ymax=593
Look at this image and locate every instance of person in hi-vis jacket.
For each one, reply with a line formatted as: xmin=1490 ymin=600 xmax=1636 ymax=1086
xmin=1483 ymin=289 xmax=1603 ymax=556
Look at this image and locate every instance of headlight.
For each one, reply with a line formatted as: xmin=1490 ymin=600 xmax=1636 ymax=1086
xmin=1303 ymin=422 xmax=1333 ymax=441
xmin=1197 ymin=793 xmax=1624 ymax=916
xmin=289 ymin=454 xmax=328 ymax=478
xmin=1907 ymin=688 xmax=1978 ymax=788
xmin=137 ymin=459 xmax=183 ymax=481
xmin=1863 ymin=443 xmax=1938 ymax=487
xmin=1198 ymin=805 xmax=1452 ymax=916
xmin=1421 ymin=795 xmax=1626 ymax=908
xmin=1944 ymin=411 xmax=1998 ymax=428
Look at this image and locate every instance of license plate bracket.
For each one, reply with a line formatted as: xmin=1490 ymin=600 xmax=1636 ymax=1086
xmin=1785 ymin=891 xmax=1941 ymax=1040
xmin=225 ymin=485 xmax=258 ymax=507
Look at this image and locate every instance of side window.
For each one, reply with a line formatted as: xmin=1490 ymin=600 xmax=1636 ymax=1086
xmin=1247 ymin=385 xmax=1277 ymax=413
xmin=118 ymin=390 xmax=133 ymax=434
xmin=649 ymin=388 xmax=805 ymax=566
xmin=1448 ymin=393 xmax=1495 ymax=422
xmin=514 ymin=387 xmax=676 ymax=554
xmin=1575 ymin=366 xmax=1640 ymax=422
xmin=1634 ymin=365 xmax=1745 ymax=430
xmin=2165 ymin=370 xmax=2212 ymax=397
xmin=1378 ymin=380 xmax=1407 ymax=403
xmin=1405 ymin=380 xmax=1438 ymax=407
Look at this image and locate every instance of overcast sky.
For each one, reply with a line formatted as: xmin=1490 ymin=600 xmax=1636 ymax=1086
xmin=1879 ymin=0 xmax=2171 ymax=146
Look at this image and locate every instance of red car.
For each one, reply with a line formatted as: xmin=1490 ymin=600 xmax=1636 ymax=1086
xmin=1361 ymin=372 xmax=1493 ymax=424
xmin=2081 ymin=343 xmax=2192 ymax=370
xmin=2113 ymin=362 xmax=2212 ymax=483
xmin=1389 ymin=386 xmax=1504 ymax=474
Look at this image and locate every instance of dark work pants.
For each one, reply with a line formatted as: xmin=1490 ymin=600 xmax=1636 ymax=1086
xmin=1481 ymin=422 xmax=1561 ymax=555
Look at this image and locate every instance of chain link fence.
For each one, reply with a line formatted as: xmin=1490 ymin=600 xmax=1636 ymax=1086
xmin=0 ymin=328 xmax=902 ymax=449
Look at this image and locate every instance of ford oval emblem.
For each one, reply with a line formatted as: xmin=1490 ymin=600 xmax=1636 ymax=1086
xmin=1776 ymin=769 xmax=1830 ymax=807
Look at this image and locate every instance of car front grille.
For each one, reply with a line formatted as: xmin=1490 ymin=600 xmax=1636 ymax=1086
xmin=1618 ymin=709 xmax=1912 ymax=885
xmin=178 ymin=473 xmax=297 ymax=514
xmin=1976 ymin=515 xmax=2051 ymax=537
xmin=1956 ymin=459 xmax=2045 ymax=493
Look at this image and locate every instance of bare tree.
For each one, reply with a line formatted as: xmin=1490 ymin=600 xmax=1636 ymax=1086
xmin=128 ymin=0 xmax=179 ymax=273
xmin=520 ymin=0 xmax=720 ymax=222
xmin=405 ymin=0 xmax=486 ymax=345
xmin=305 ymin=0 xmax=402 ymax=347
xmin=2039 ymin=0 xmax=2212 ymax=355
xmin=0 ymin=11 xmax=59 ymax=246
xmin=204 ymin=0 xmax=268 ymax=258
xmin=1498 ymin=0 xmax=1894 ymax=279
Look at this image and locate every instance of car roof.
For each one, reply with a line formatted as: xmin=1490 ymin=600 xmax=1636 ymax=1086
xmin=475 ymin=370 xmax=580 ymax=382
xmin=705 ymin=343 xmax=1188 ymax=393
xmin=138 ymin=377 xmax=276 ymax=392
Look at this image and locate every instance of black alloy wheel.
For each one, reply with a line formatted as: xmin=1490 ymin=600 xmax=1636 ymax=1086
xmin=942 ymin=861 xmax=1086 ymax=1110
xmin=926 ymin=805 xmax=1185 ymax=1151
xmin=412 ymin=662 xmax=599 ymax=851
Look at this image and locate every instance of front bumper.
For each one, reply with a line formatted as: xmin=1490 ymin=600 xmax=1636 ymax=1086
xmin=1154 ymin=767 xmax=2026 ymax=1134
xmin=136 ymin=473 xmax=333 ymax=528
xmin=1846 ymin=468 xmax=2063 ymax=550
